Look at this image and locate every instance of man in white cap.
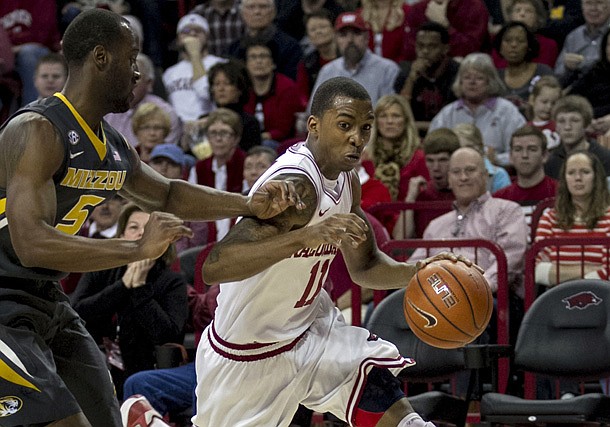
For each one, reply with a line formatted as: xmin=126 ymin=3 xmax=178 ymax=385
xmin=162 ymin=14 xmax=226 ymax=124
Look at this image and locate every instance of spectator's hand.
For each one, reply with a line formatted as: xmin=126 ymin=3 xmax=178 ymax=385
xmin=249 ymin=180 xmax=306 ymax=219
xmin=306 ymin=213 xmax=369 ymax=249
xmin=599 ymin=131 xmax=610 ymax=150
xmin=563 ymin=53 xmax=584 ymax=70
xmin=183 ymin=36 xmax=203 ymax=59
xmin=425 ymin=0 xmax=450 ymax=27
xmin=137 ymin=212 xmax=193 ymax=260
xmin=589 ymin=114 xmax=610 ymax=135
xmin=129 ymin=259 xmax=155 ymax=288
xmin=406 ymin=176 xmax=427 ymax=202
xmin=410 ymin=58 xmax=429 ymax=77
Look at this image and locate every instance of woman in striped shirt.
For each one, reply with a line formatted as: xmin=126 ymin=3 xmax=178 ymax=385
xmin=535 ymin=150 xmax=610 ymax=286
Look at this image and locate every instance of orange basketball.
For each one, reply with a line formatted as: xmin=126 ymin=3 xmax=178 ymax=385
xmin=404 ymin=259 xmax=493 ymax=349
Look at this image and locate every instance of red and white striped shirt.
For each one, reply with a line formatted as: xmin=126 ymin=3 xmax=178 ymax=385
xmin=535 ymin=207 xmax=610 ymax=280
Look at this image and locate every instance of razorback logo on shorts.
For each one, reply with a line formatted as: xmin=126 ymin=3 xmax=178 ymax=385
xmin=562 ymin=291 xmax=603 ymax=310
xmin=0 ymin=396 xmax=22 ymax=417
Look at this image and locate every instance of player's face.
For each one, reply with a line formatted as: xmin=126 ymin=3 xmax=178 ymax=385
xmin=510 ymin=2 xmax=537 ymax=29
xmin=310 ymin=96 xmax=373 ymax=179
xmin=460 ymin=69 xmax=489 ymax=104
xmin=108 ymin=25 xmax=140 ymax=113
xmin=556 ymin=111 xmax=587 ymax=148
xmin=415 ymin=31 xmax=447 ymax=68
xmin=499 ymin=26 xmax=529 ymax=64
xmin=448 ymin=150 xmax=487 ymax=205
xmin=122 ymin=211 xmax=151 ymax=240
xmin=34 ymin=63 xmax=67 ymax=98
xmin=376 ymin=103 xmax=405 ymax=140
xmin=565 ymin=153 xmax=595 ymax=200
xmin=207 ymin=120 xmax=239 ymax=159
xmin=510 ymin=135 xmax=546 ymax=178
xmin=243 ymin=153 xmax=273 ymax=188
xmin=306 ymin=17 xmax=335 ymax=48
xmin=529 ymin=86 xmax=560 ymax=121
xmin=211 ymin=71 xmax=241 ymax=106
xmin=425 ymin=152 xmax=452 ymax=189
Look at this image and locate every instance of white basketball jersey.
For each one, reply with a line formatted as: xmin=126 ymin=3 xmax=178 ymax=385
xmin=213 ymin=142 xmax=354 ymax=344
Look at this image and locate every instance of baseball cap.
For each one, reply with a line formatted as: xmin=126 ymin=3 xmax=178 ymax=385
xmin=334 ymin=12 xmax=368 ymax=32
xmin=177 ymin=14 xmax=210 ymax=35
xmin=150 ymin=144 xmax=189 ymax=166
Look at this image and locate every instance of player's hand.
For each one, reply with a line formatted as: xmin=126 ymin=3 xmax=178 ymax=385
xmin=306 ymin=213 xmax=368 ymax=248
xmin=416 ymin=252 xmax=484 ymax=273
xmin=137 ymin=212 xmax=193 ymax=260
xmin=248 ymin=179 xmax=306 ymax=219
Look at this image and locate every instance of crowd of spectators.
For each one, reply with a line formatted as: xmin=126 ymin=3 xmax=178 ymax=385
xmin=5 ymin=0 xmax=610 ymax=422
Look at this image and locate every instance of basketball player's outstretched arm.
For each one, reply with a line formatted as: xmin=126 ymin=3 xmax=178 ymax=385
xmin=341 ymin=172 xmax=462 ymax=290
xmin=120 ymin=144 xmax=304 ymax=221
xmin=203 ymin=173 xmax=369 ymax=284
xmin=0 ymin=114 xmax=192 ymax=272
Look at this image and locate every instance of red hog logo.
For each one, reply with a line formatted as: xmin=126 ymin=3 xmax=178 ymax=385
xmin=562 ymin=291 xmax=603 ymax=310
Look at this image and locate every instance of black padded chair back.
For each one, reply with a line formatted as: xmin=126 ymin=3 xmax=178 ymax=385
xmin=515 ymin=279 xmax=610 ymax=380
xmin=178 ymin=245 xmax=206 ymax=286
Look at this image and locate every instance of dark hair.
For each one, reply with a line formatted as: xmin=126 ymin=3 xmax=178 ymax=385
xmin=243 ymin=37 xmax=280 ymax=65
xmin=422 ymin=128 xmax=461 ymax=155
xmin=116 ymin=203 xmax=176 ymax=266
xmin=555 ymin=151 xmax=610 ymax=230
xmin=418 ymin=21 xmax=450 ymax=44
xmin=246 ymin=145 xmax=277 ymax=163
xmin=510 ymin=124 xmax=547 ymax=151
xmin=208 ymin=59 xmax=252 ymax=107
xmin=494 ymin=21 xmax=539 ymax=63
xmin=62 ymin=9 xmax=129 ymax=67
xmin=310 ymin=77 xmax=370 ymax=118
xmin=35 ymin=52 xmax=68 ymax=75
xmin=303 ymin=8 xmax=334 ymax=28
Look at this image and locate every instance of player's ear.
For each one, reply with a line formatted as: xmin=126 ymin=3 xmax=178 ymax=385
xmin=92 ymin=45 xmax=109 ymax=70
xmin=307 ymin=115 xmax=319 ymax=134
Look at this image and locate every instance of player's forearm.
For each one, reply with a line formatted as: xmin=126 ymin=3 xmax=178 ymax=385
xmin=350 ymin=254 xmax=417 ymax=290
xmin=14 ymin=228 xmax=145 ymax=272
xmin=164 ymin=179 xmax=251 ymax=221
xmin=203 ymin=228 xmax=312 ymax=284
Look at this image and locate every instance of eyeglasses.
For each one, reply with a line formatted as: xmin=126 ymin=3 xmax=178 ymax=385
xmin=243 ymin=2 xmax=272 ymax=10
xmin=448 ymin=166 xmax=479 ymax=177
xmin=138 ymin=124 xmax=168 ymax=132
xmin=207 ymin=130 xmax=235 ymax=140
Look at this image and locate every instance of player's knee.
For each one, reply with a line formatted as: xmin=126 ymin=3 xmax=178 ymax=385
xmin=354 ymin=367 xmax=405 ymax=427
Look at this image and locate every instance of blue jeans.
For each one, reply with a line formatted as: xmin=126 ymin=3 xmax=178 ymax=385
xmin=15 ymin=43 xmax=50 ymax=106
xmin=123 ymin=362 xmax=196 ymax=416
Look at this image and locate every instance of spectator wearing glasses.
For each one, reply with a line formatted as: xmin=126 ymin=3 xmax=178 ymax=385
xmin=132 ymin=102 xmax=172 ymax=164
xmin=188 ymin=108 xmax=246 ymax=242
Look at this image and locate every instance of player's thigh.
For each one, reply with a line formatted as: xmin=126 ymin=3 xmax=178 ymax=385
xmin=193 ymin=341 xmax=301 ymax=427
xmin=51 ymin=305 xmax=122 ymax=427
xmin=0 ymin=324 xmax=82 ymax=426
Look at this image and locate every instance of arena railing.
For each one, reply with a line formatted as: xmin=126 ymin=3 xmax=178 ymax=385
xmin=523 ymin=235 xmax=610 ymax=399
xmin=378 ymin=238 xmax=510 ymax=396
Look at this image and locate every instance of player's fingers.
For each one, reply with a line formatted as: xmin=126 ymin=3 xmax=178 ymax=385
xmin=283 ymin=180 xmax=305 ymax=210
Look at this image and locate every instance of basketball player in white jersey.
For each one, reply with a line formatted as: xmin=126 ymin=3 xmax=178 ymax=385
xmin=191 ymin=77 xmax=465 ymax=427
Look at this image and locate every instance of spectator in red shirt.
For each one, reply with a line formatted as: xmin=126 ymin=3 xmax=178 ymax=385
xmin=401 ymin=0 xmax=490 ymax=61
xmin=358 ymin=0 xmax=410 ymax=62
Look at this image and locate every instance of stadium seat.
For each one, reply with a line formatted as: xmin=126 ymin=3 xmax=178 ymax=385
xmin=367 ymin=288 xmax=469 ymax=427
xmin=481 ymin=279 xmax=610 ymax=425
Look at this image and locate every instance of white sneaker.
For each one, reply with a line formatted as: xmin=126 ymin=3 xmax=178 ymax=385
xmin=120 ymin=394 xmax=164 ymax=427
